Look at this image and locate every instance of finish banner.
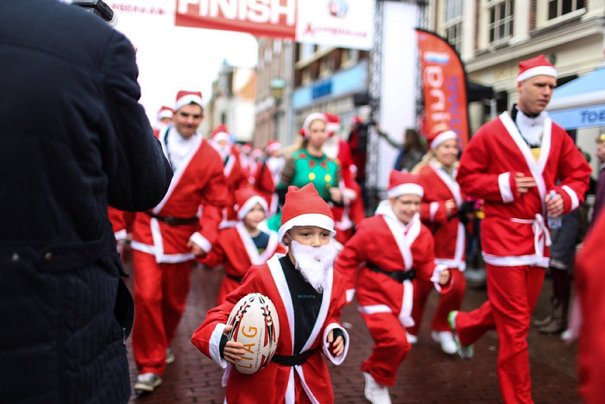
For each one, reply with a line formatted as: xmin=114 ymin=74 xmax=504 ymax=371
xmin=416 ymin=29 xmax=469 ymax=148
xmin=175 ymin=0 xmax=374 ymax=49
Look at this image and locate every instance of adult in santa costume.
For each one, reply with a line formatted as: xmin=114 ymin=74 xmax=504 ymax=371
xmin=404 ymin=129 xmax=466 ymax=354
xmin=191 ymin=183 xmax=349 ymax=404
xmin=322 ymin=112 xmax=365 ymax=244
xmin=201 ymin=188 xmax=286 ymax=304
xmin=209 ymin=124 xmax=249 ymax=228
xmin=450 ymin=55 xmax=591 ymax=404
xmin=335 ymin=170 xmax=451 ymax=404
xmin=254 ymin=139 xmax=285 ymax=214
xmin=130 ymin=90 xmax=228 ymax=393
xmin=237 ymin=143 xmax=254 ymax=185
xmin=267 ymin=113 xmax=342 ymax=231
xmin=576 ymin=210 xmax=605 ymax=404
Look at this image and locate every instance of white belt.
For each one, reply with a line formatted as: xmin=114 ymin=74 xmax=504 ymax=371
xmin=510 ymin=214 xmax=552 ymax=259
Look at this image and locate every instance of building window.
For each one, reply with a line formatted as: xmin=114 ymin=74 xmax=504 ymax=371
xmin=444 ymin=0 xmax=463 ymax=51
xmin=487 ymin=0 xmax=514 ymax=45
xmin=547 ymin=0 xmax=584 ymax=20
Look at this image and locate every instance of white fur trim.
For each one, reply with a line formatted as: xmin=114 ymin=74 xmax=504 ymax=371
xmin=190 ymin=232 xmax=212 ymax=253
xmin=498 ymin=172 xmax=514 ymax=203
xmin=345 ymin=288 xmax=356 ymax=303
xmin=302 ymin=113 xmax=326 ymax=136
xmin=517 ymin=66 xmax=557 ymax=82
xmin=157 ymin=109 xmax=173 ymax=120
xmin=430 ymin=130 xmax=457 ymax=149
xmin=209 ymin=323 xmax=228 ymax=369
xmin=114 ymin=229 xmax=127 ymax=242
xmin=482 ymin=252 xmax=549 ymax=268
xmin=326 ymin=122 xmax=340 ymax=134
xmin=237 ymin=196 xmax=268 ymax=220
xmin=265 ymin=142 xmax=281 ymax=154
xmin=429 ymin=201 xmax=440 ymax=222
xmin=358 ymin=304 xmax=391 ymax=315
xmin=387 ymin=183 xmax=424 ymax=199
xmin=175 ymin=94 xmax=203 ymax=111
xmin=277 ymin=213 xmax=335 ymax=241
xmin=561 ymin=185 xmax=580 ymax=210
xmin=322 ymin=323 xmax=349 ymax=365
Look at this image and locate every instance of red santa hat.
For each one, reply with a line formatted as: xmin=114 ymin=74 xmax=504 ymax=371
xmin=517 ymin=54 xmax=557 ymax=82
xmin=301 ymin=112 xmax=327 ymax=137
xmin=234 ymin=188 xmax=268 ymax=220
xmin=210 ymin=124 xmax=231 ymax=144
xmin=240 ymin=143 xmax=252 ymax=155
xmin=265 ymin=140 xmax=281 ymax=154
xmin=324 ymin=112 xmax=341 ymax=136
xmin=157 ymin=106 xmax=174 ymax=121
xmin=278 ymin=183 xmax=335 ymax=241
xmin=426 ymin=129 xmax=458 ymax=149
xmin=174 ymin=90 xmax=203 ymax=111
xmin=387 ymin=170 xmax=424 ymax=199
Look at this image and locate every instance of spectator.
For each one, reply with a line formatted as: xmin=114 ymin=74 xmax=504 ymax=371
xmin=0 ymin=1 xmax=172 ymax=402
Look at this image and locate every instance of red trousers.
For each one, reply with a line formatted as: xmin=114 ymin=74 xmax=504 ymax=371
xmin=361 ymin=312 xmax=412 ymax=386
xmin=132 ymin=251 xmax=194 ymax=375
xmin=407 ymin=268 xmax=466 ymax=335
xmin=455 ymin=264 xmax=545 ymax=404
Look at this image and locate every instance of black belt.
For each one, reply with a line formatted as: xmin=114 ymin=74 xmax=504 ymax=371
xmin=366 ymin=262 xmax=415 ymax=283
xmin=146 ymin=212 xmax=198 ymax=226
xmin=271 ymin=349 xmax=316 ymax=366
xmin=225 ymin=273 xmax=243 ymax=283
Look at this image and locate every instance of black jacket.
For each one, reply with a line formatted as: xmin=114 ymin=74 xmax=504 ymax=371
xmin=0 ymin=1 xmax=172 ymax=402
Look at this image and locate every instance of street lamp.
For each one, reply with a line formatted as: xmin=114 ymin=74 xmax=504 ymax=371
xmin=270 ymin=77 xmax=287 ymax=141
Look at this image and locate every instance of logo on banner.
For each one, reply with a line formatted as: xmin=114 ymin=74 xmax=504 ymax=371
xmin=328 ymin=0 xmax=348 ymax=18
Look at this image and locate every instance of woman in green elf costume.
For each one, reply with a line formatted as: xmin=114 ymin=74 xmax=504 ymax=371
xmin=267 ymin=112 xmax=343 ymax=231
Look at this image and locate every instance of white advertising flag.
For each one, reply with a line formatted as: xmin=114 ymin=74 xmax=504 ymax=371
xmin=296 ymin=0 xmax=375 ymax=50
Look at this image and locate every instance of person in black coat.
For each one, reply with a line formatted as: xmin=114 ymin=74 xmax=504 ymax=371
xmin=0 ymin=1 xmax=173 ymax=403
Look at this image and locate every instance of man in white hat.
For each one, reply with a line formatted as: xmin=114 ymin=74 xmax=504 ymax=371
xmin=451 ymin=54 xmax=591 ymax=403
xmin=192 ymin=183 xmax=349 ymax=403
xmin=130 ymin=90 xmax=228 ymax=394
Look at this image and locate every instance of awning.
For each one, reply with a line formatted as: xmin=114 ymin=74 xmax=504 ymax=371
xmin=548 ymin=65 xmax=605 ymax=129
xmin=467 ymin=80 xmax=494 ymax=102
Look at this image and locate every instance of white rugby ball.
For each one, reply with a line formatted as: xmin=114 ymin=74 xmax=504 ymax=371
xmin=227 ymin=293 xmax=280 ymax=374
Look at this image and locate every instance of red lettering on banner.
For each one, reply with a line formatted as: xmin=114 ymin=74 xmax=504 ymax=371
xmin=176 ymin=0 xmax=296 ymax=38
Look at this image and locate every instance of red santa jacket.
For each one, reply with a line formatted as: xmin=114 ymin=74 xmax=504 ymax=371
xmin=107 ymin=206 xmax=134 ymax=242
xmin=576 ymin=212 xmax=605 ymax=404
xmin=191 ymin=255 xmax=350 ymax=404
xmin=457 ymin=112 xmax=591 ymax=267
xmin=418 ymin=161 xmax=466 ymax=270
xmin=220 ymin=146 xmax=250 ymax=227
xmin=335 ymin=204 xmax=447 ymax=328
xmin=131 ymin=131 xmax=227 ymax=263
xmin=201 ymin=223 xmax=286 ymax=303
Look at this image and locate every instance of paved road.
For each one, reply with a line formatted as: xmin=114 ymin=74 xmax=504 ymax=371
xmin=124 ymin=258 xmax=579 ymax=403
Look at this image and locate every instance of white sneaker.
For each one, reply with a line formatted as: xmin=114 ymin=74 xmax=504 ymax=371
xmin=405 ymin=332 xmax=418 ymax=345
xmin=363 ymin=372 xmax=391 ymax=404
xmin=134 ymin=372 xmax=162 ymax=393
xmin=165 ymin=347 xmax=175 ymax=364
xmin=431 ymin=331 xmax=457 ymax=355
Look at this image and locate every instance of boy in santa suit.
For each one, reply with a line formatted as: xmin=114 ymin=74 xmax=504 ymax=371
xmin=201 ymin=188 xmax=286 ymax=304
xmin=406 ymin=129 xmax=466 ymax=355
xmin=335 ymin=170 xmax=451 ymax=404
xmin=450 ymin=55 xmax=591 ymax=403
xmin=191 ymin=183 xmax=349 ymax=404
xmin=254 ymin=140 xmax=285 ymax=214
xmin=131 ymin=90 xmax=228 ymax=393
xmin=209 ymin=124 xmax=249 ymax=228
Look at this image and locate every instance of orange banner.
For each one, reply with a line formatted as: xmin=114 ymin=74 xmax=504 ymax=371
xmin=416 ymin=29 xmax=469 ymax=148
xmin=175 ymin=0 xmax=296 ymax=39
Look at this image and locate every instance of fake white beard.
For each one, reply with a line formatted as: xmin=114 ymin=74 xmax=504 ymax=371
xmin=290 ymin=240 xmax=337 ymax=293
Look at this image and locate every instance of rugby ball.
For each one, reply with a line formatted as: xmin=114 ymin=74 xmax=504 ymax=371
xmin=227 ymin=293 xmax=280 ymax=374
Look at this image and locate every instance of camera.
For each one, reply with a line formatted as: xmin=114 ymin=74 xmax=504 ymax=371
xmin=72 ymin=0 xmax=114 ymax=24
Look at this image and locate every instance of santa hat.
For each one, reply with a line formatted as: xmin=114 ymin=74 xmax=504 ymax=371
xmin=251 ymin=148 xmax=263 ymax=159
xmin=387 ymin=170 xmax=424 ymax=199
xmin=427 ymin=129 xmax=458 ymax=149
xmin=240 ymin=143 xmax=252 ymax=155
xmin=210 ymin=124 xmax=231 ymax=144
xmin=174 ymin=90 xmax=203 ymax=111
xmin=157 ymin=106 xmax=174 ymax=121
xmin=278 ymin=183 xmax=335 ymax=241
xmin=324 ymin=112 xmax=341 ymax=136
xmin=301 ymin=112 xmax=327 ymax=137
xmin=265 ymin=140 xmax=281 ymax=154
xmin=235 ymin=188 xmax=268 ymax=220
xmin=517 ymin=55 xmax=557 ymax=82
